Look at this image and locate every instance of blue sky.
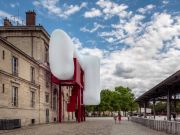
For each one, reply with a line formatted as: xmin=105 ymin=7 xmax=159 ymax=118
xmin=0 ymin=0 xmax=180 ymax=97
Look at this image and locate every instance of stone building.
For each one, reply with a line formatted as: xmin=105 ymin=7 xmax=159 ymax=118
xmin=0 ymin=11 xmax=74 ymax=127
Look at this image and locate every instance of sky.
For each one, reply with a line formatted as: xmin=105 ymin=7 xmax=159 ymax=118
xmin=0 ymin=0 xmax=180 ymax=97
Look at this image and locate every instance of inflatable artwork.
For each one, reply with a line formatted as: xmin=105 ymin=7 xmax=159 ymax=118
xmin=49 ymin=29 xmax=100 ymax=105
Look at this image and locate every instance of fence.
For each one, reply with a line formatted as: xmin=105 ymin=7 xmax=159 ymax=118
xmin=131 ymin=116 xmax=180 ymax=135
xmin=0 ymin=119 xmax=21 ymax=130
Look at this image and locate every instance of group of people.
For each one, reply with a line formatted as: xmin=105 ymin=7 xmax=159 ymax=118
xmin=113 ymin=112 xmax=122 ymax=124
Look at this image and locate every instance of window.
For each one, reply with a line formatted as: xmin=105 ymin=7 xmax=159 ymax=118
xmin=46 ymin=72 xmax=50 ymax=88
xmin=31 ymin=66 xmax=35 ymax=83
xmin=12 ymin=86 xmax=18 ymax=106
xmin=30 ymin=91 xmax=35 ymax=107
xmin=2 ymin=50 xmax=5 ymax=60
xmin=31 ymin=119 xmax=35 ymax=124
xmin=12 ymin=56 xmax=18 ymax=76
xmin=54 ymin=118 xmax=56 ymax=122
xmin=45 ymin=93 xmax=49 ymax=103
xmin=45 ymin=47 xmax=48 ymax=63
xmin=53 ymin=94 xmax=57 ymax=111
xmin=2 ymin=84 xmax=5 ymax=93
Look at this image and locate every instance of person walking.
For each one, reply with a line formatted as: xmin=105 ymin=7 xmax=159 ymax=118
xmin=172 ymin=112 xmax=176 ymax=121
xmin=118 ymin=112 xmax=121 ymax=123
xmin=113 ymin=113 xmax=117 ymax=124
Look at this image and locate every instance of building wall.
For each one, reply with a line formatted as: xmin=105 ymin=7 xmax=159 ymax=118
xmin=61 ymin=86 xmax=75 ymax=122
xmin=0 ymin=73 xmax=40 ymax=126
xmin=0 ymin=28 xmax=49 ymax=63
xmin=0 ymin=39 xmax=41 ymax=126
xmin=0 ymin=27 xmax=58 ymax=126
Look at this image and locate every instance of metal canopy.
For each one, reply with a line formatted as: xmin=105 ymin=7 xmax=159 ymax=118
xmin=136 ymin=70 xmax=180 ymax=103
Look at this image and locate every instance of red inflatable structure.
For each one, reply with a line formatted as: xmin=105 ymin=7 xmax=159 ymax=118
xmin=51 ymin=58 xmax=85 ymax=123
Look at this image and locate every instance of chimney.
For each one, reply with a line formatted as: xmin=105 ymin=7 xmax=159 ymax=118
xmin=26 ymin=10 xmax=36 ymax=26
xmin=4 ymin=18 xmax=12 ymax=27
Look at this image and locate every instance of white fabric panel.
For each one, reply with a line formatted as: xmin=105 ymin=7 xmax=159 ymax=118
xmin=78 ymin=56 xmax=100 ymax=105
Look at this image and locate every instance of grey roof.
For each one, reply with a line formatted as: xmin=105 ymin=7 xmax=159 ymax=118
xmin=135 ymin=70 xmax=180 ymax=103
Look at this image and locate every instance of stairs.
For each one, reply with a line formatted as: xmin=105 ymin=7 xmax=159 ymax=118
xmin=67 ymin=88 xmax=78 ymax=112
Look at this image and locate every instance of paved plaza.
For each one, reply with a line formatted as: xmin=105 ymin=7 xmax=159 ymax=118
xmin=0 ymin=117 xmax=168 ymax=135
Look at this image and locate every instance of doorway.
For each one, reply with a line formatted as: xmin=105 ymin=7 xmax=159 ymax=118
xmin=46 ymin=109 xmax=49 ymax=123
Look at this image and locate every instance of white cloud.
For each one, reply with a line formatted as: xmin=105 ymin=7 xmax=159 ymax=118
xmin=162 ymin=0 xmax=169 ymax=5
xmin=72 ymin=36 xmax=104 ymax=59
xmin=32 ymin=0 xmax=180 ymax=98
xmin=83 ymin=0 xmax=129 ymax=19
xmin=64 ymin=2 xmax=87 ymax=16
xmin=98 ymin=12 xmax=180 ymax=97
xmin=84 ymin=8 xmax=102 ymax=18
xmin=32 ymin=1 xmax=40 ymax=6
xmin=123 ymin=14 xmax=145 ymax=34
xmin=137 ymin=4 xmax=155 ymax=14
xmin=72 ymin=11 xmax=180 ymax=98
xmin=80 ymin=22 xmax=104 ymax=33
xmin=72 ymin=37 xmax=83 ymax=49
xmin=99 ymin=14 xmax=145 ymax=44
xmin=79 ymin=47 xmax=104 ymax=58
xmin=96 ymin=0 xmax=129 ymax=19
xmin=10 ymin=4 xmax=15 ymax=8
xmin=10 ymin=2 xmax=19 ymax=8
xmin=106 ymin=37 xmax=116 ymax=43
xmin=33 ymin=0 xmax=87 ymax=19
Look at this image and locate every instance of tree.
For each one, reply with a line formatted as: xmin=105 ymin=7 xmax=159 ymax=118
xmin=86 ymin=105 xmax=94 ymax=112
xmin=115 ymin=86 xmax=136 ymax=116
xmin=99 ymin=89 xmax=113 ymax=112
xmin=85 ymin=86 xmax=137 ymax=116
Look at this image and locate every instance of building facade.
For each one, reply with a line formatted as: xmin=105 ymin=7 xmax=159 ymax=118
xmin=0 ymin=11 xmax=74 ymax=127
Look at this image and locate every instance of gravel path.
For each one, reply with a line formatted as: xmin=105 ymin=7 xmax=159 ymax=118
xmin=0 ymin=117 xmax=169 ymax=135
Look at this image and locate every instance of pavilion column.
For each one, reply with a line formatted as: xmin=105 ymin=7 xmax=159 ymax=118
xmin=174 ymin=94 xmax=176 ymax=113
xmin=77 ymin=86 xmax=81 ymax=123
xmin=144 ymin=102 xmax=147 ymax=118
xmin=139 ymin=104 xmax=141 ymax=116
xmin=167 ymin=89 xmax=172 ymax=121
xmin=153 ymin=99 xmax=156 ymax=119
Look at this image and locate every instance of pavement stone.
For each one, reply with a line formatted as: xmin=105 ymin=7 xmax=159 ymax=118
xmin=0 ymin=117 xmax=169 ymax=135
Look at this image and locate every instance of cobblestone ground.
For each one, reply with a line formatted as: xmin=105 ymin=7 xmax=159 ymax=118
xmin=0 ymin=117 xmax=168 ymax=135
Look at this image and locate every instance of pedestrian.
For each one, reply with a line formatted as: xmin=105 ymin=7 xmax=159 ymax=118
xmin=113 ymin=114 xmax=117 ymax=124
xmin=118 ymin=112 xmax=121 ymax=123
xmin=127 ymin=114 xmax=130 ymax=121
xmin=172 ymin=112 xmax=176 ymax=121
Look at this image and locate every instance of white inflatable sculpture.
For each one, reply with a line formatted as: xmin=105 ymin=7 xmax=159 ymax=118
xmin=49 ymin=29 xmax=100 ymax=105
xmin=49 ymin=30 xmax=74 ymax=80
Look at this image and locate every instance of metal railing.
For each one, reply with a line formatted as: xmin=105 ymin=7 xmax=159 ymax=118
xmin=0 ymin=119 xmax=21 ymax=130
xmin=131 ymin=116 xmax=180 ymax=135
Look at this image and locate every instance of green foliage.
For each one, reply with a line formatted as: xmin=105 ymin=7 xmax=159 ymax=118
xmin=149 ymin=101 xmax=180 ymax=114
xmin=175 ymin=102 xmax=180 ymax=113
xmin=155 ymin=102 xmax=166 ymax=113
xmin=85 ymin=86 xmax=137 ymax=114
xmin=85 ymin=105 xmax=94 ymax=112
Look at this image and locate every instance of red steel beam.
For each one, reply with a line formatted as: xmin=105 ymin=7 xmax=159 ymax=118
xmin=51 ymin=58 xmax=85 ymax=123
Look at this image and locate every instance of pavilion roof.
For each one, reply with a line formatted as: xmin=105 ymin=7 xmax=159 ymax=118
xmin=135 ymin=70 xmax=180 ymax=103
